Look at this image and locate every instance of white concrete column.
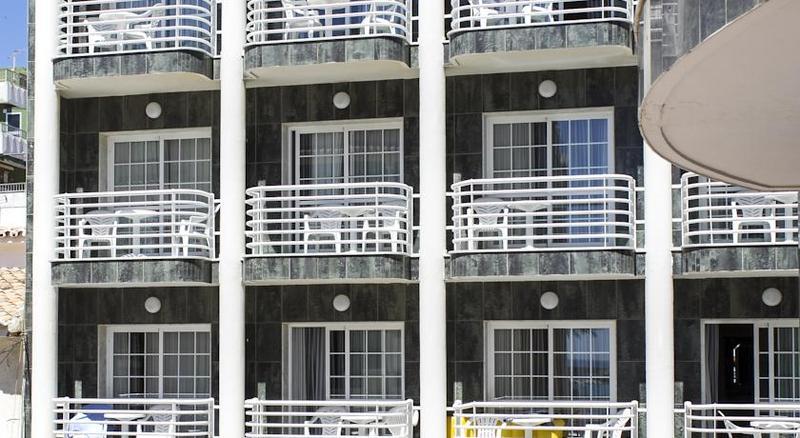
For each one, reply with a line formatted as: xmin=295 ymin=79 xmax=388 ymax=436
xmin=418 ymin=1 xmax=448 ymax=438
xmin=31 ymin=0 xmax=61 ymax=436
xmin=642 ymin=3 xmax=676 ymax=437
xmin=218 ymin=0 xmax=247 ymax=435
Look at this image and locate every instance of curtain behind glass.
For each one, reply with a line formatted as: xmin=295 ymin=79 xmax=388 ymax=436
xmin=291 ymin=327 xmax=326 ymax=400
xmin=704 ymin=324 xmax=720 ymax=402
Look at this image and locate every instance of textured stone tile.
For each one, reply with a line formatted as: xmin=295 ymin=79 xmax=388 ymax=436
xmin=566 ymin=23 xmax=598 ymax=48
xmin=317 ymin=41 xmax=345 ymax=64
xmin=507 ymin=252 xmax=539 ymax=276
xmin=538 ymin=252 xmax=570 ymax=275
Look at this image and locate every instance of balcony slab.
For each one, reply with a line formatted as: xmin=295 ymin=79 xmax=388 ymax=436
xmin=52 ymin=259 xmax=215 ymax=288
xmin=243 ymin=255 xmax=417 ymax=285
xmin=448 ymin=250 xmax=636 ymax=281
xmin=448 ymin=23 xmax=634 ymax=74
xmin=244 ymin=39 xmax=415 ymax=86
xmin=54 ymin=51 xmax=217 ymax=98
xmin=679 ymin=246 xmax=799 ymax=278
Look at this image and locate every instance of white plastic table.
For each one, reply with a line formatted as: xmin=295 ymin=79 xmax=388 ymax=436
xmin=115 ymin=208 xmax=160 ymax=256
xmin=750 ymin=419 xmax=800 ymax=438
xmin=508 ymin=417 xmax=552 ymax=438
xmin=340 ymin=412 xmax=381 ymax=436
xmin=104 ymin=411 xmax=146 ymax=436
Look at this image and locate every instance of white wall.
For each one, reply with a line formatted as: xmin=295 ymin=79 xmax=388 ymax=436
xmin=0 ymin=338 xmax=22 ymax=438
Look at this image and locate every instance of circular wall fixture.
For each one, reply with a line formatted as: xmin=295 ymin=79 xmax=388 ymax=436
xmin=333 ymin=91 xmax=351 ymax=109
xmin=333 ymin=294 xmax=351 ymax=312
xmin=761 ymin=287 xmax=783 ymax=307
xmin=538 ymin=80 xmax=557 ymax=98
xmin=540 ymin=291 xmax=559 ymax=310
xmin=145 ymin=102 xmax=162 ymax=119
xmin=144 ymin=296 xmax=162 ymax=314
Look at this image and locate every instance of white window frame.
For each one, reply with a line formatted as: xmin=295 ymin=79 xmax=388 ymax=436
xmin=281 ymin=119 xmax=404 ymax=185
xmin=99 ymin=128 xmax=213 ymax=192
xmin=485 ymin=320 xmax=617 ymax=401
xmin=100 ymin=323 xmax=212 ymax=399
xmin=700 ymin=319 xmax=800 ymax=404
xmin=286 ymin=321 xmax=405 ymax=400
xmin=482 ymin=108 xmax=615 ymax=178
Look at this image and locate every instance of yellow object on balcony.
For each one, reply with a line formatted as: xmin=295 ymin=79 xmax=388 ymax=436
xmin=447 ymin=416 xmax=564 ymax=438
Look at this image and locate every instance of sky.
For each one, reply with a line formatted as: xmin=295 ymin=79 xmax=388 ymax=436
xmin=0 ymin=0 xmax=27 ymax=68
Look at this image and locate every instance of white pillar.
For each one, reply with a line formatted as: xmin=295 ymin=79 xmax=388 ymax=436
xmin=31 ymin=0 xmax=60 ymax=436
xmin=418 ymin=1 xmax=448 ymax=438
xmin=218 ymin=0 xmax=246 ymax=434
xmin=642 ymin=4 xmax=676 ymax=437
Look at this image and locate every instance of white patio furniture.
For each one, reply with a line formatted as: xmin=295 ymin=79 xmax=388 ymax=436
xmin=115 ymin=207 xmax=161 ymax=256
xmin=360 ymin=2 xmax=404 ymax=36
xmin=583 ymin=408 xmax=631 ymax=438
xmin=304 ymin=406 xmax=347 ymax=436
xmin=731 ymin=195 xmax=777 ymax=243
xmin=303 ymin=208 xmax=346 ymax=253
xmin=362 ymin=199 xmax=406 ymax=253
xmin=466 ymin=197 xmax=510 ymax=250
xmin=177 ymin=213 xmax=212 ymax=257
xmin=382 ymin=405 xmax=411 ymax=437
xmin=508 ymin=416 xmax=551 ymax=438
xmin=522 ymin=1 xmax=555 ymax=24
xmin=66 ymin=404 xmax=112 ymax=438
xmin=82 ymin=19 xmax=123 ymax=53
xmin=465 ymin=415 xmax=506 ymax=438
xmin=467 ymin=0 xmax=502 ymax=28
xmin=122 ymin=4 xmax=166 ymax=50
xmin=282 ymin=0 xmax=324 ymax=39
xmin=718 ymin=411 xmax=758 ymax=438
xmin=77 ymin=210 xmax=118 ymax=259
xmin=135 ymin=404 xmax=175 ymax=438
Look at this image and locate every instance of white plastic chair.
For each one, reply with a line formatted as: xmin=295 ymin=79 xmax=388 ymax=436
xmin=360 ymin=2 xmax=404 ymax=36
xmin=522 ymin=1 xmax=555 ymax=23
xmin=65 ymin=411 xmax=107 ymax=438
xmin=122 ymin=4 xmax=165 ymax=50
xmin=583 ymin=408 xmax=631 ymax=438
xmin=466 ymin=197 xmax=509 ymax=250
xmin=83 ymin=19 xmax=123 ymax=53
xmin=731 ymin=195 xmax=777 ymax=243
xmin=282 ymin=0 xmax=323 ymax=40
xmin=363 ymin=202 xmax=406 ymax=253
xmin=136 ymin=404 xmax=175 ymax=438
xmin=381 ymin=405 xmax=411 ymax=437
xmin=304 ymin=406 xmax=346 ymax=437
xmin=717 ymin=410 xmax=758 ymax=438
xmin=303 ymin=208 xmax=346 ymax=253
xmin=467 ymin=0 xmax=502 ymax=28
xmin=466 ymin=415 xmax=506 ymax=438
xmin=177 ymin=213 xmax=211 ymax=257
xmin=77 ymin=210 xmax=118 ymax=258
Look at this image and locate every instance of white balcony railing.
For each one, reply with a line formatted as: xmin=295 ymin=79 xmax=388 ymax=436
xmin=0 ymin=70 xmax=27 ymax=108
xmin=57 ymin=0 xmax=217 ymax=57
xmin=449 ymin=0 xmax=633 ymax=38
xmin=451 ymin=175 xmax=636 ymax=253
xmin=245 ymin=399 xmax=415 ymax=438
xmin=453 ymin=400 xmax=638 ymax=437
xmin=246 ymin=182 xmax=413 ymax=256
xmin=681 ymin=172 xmax=798 ymax=248
xmin=55 ymin=189 xmax=216 ymax=261
xmin=53 ymin=397 xmax=215 ymax=437
xmin=246 ymin=0 xmax=412 ymax=45
xmin=684 ymin=402 xmax=800 ymax=437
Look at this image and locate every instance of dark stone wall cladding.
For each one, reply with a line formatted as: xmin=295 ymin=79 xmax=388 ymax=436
xmin=673 ymin=277 xmax=798 ymax=402
xmin=449 ymin=22 xmax=631 ymax=59
xmin=57 ymin=287 xmax=219 ymax=398
xmin=449 ymin=277 xmax=799 ymax=404
xmin=59 ymin=91 xmax=221 ymax=195
xmin=54 ymin=52 xmax=215 ymax=82
xmin=245 ymin=285 xmax=420 ymax=400
xmin=649 ymin=0 xmax=761 ymax=79
xmin=445 ymin=66 xmax=642 ymax=187
xmin=245 ymin=38 xmax=410 ymax=71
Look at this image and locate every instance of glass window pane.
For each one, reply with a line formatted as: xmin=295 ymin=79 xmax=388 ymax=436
xmin=385 ymin=331 xmax=402 ymax=353
xmin=350 ymin=331 xmax=366 ymax=353
xmin=130 ymin=142 xmax=146 ymax=163
xmin=114 ymin=333 xmax=129 ymax=354
xmin=493 ymin=124 xmax=511 ymax=148
xmin=367 ymin=331 xmax=382 ymax=352
xmin=114 ymin=143 xmax=130 ymax=164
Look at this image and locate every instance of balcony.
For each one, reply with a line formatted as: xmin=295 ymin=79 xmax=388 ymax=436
xmin=684 ymin=402 xmax=800 ymax=437
xmin=0 ymin=123 xmax=26 ymax=158
xmin=54 ymin=0 xmax=217 ymax=97
xmin=245 ymin=399 xmax=416 ymax=438
xmin=0 ymin=69 xmax=27 ymax=108
xmin=452 ymin=400 xmax=638 ymax=437
xmin=449 ymin=174 xmax=636 ymax=280
xmin=244 ymin=0 xmax=415 ymax=85
xmin=447 ymin=0 xmax=635 ymax=74
xmin=53 ymin=397 xmax=215 ymax=437
xmin=52 ymin=189 xmax=217 ymax=287
xmin=679 ymin=173 xmax=798 ymax=277
xmin=244 ymin=182 xmax=415 ymax=283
